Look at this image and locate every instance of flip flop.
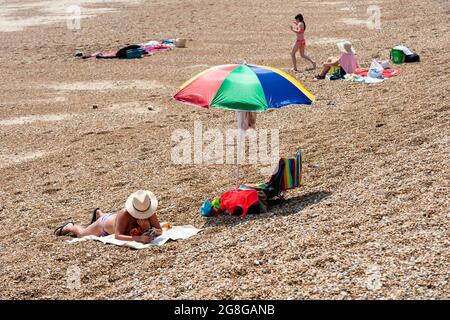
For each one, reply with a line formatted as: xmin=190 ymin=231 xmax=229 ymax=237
xmin=90 ymin=208 xmax=100 ymax=224
xmin=54 ymin=222 xmax=73 ymax=236
xmin=314 ymin=75 xmax=325 ymax=80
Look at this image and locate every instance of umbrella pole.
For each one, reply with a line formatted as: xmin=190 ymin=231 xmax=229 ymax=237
xmin=235 ymin=125 xmax=244 ymax=190
xmin=236 ymin=162 xmax=240 ymax=189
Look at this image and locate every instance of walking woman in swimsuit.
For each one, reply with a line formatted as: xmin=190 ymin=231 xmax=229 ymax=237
xmin=290 ymin=13 xmax=316 ymax=72
xmin=54 ymin=190 xmax=162 ymax=244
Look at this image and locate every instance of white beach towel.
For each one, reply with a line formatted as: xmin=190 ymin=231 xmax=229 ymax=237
xmin=344 ymin=74 xmax=384 ymax=84
xmin=67 ymin=225 xmax=201 ymax=249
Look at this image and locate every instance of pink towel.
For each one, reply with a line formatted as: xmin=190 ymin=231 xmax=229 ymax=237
xmin=353 ymin=69 xmax=400 ymax=78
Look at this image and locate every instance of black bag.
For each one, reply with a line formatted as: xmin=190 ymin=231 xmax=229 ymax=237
xmin=404 ymin=53 xmax=420 ymax=63
xmin=116 ymin=45 xmax=142 ymax=59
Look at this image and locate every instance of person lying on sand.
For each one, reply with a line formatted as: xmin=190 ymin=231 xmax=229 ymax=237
xmin=314 ymin=40 xmax=359 ymax=80
xmin=290 ymin=13 xmax=316 ymax=72
xmin=54 ymin=190 xmax=162 ymax=244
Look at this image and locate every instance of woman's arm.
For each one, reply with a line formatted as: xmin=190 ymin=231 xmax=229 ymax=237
xmin=290 ymin=21 xmax=298 ymax=33
xmin=115 ymin=233 xmax=152 ymax=243
xmin=323 ymin=57 xmax=340 ymax=67
xmin=290 ymin=25 xmax=300 ymax=33
xmin=149 ymin=213 xmax=162 ymax=236
xmin=114 ymin=210 xmax=152 ymax=243
xmin=291 ymin=22 xmax=304 ymax=33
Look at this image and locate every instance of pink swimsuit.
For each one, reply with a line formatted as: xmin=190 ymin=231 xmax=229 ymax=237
xmin=296 ymin=39 xmax=306 ymax=46
xmin=295 ymin=23 xmax=306 ymax=46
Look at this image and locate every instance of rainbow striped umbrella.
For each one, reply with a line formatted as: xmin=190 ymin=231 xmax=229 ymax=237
xmin=174 ymin=64 xmax=315 ymax=110
xmin=174 ymin=64 xmax=315 ymax=188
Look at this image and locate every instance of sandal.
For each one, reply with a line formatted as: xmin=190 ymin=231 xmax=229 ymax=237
xmin=90 ymin=208 xmax=100 ymax=224
xmin=54 ymin=222 xmax=73 ymax=236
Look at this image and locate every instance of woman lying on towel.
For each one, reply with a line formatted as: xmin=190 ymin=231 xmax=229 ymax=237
xmin=54 ymin=190 xmax=162 ymax=244
xmin=314 ymin=41 xmax=359 ymax=80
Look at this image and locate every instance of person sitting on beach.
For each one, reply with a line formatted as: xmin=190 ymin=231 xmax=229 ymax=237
xmin=54 ymin=190 xmax=162 ymax=244
xmin=314 ymin=40 xmax=359 ymax=80
xmin=290 ymin=13 xmax=316 ymax=72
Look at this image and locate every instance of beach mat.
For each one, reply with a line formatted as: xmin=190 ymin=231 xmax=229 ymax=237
xmin=142 ymin=45 xmax=172 ymax=53
xmin=67 ymin=225 xmax=201 ymax=249
xmin=92 ymin=41 xmax=173 ymax=59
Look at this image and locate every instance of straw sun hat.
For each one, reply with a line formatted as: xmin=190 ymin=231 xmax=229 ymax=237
xmin=326 ymin=56 xmax=340 ymax=64
xmin=337 ymin=40 xmax=355 ymax=54
xmin=125 ymin=190 xmax=158 ymax=219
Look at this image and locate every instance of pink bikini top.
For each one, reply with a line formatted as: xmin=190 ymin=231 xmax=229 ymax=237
xmin=296 ymin=22 xmax=305 ymax=34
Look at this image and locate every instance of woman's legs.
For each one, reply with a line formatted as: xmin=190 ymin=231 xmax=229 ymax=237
xmin=299 ymin=45 xmax=316 ymax=68
xmin=314 ymin=61 xmax=334 ymax=79
xmin=62 ymin=220 xmax=103 ymax=238
xmin=291 ymin=42 xmax=299 ymax=71
xmin=319 ymin=65 xmax=331 ymax=77
xmin=95 ymin=209 xmax=106 ymax=220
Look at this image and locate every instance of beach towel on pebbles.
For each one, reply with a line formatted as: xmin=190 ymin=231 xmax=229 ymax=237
xmin=353 ymin=69 xmax=400 ymax=78
xmin=68 ymin=225 xmax=201 ymax=249
xmin=343 ymin=74 xmax=385 ymax=84
xmin=94 ymin=39 xmax=174 ymax=59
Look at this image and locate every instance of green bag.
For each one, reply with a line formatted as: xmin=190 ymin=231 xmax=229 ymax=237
xmin=390 ymin=48 xmax=405 ymax=64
